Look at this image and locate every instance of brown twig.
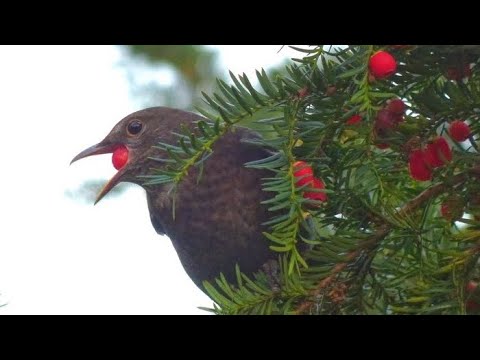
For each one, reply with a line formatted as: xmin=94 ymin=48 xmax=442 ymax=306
xmin=295 ymin=225 xmax=389 ymax=314
xmin=295 ymin=167 xmax=479 ymax=314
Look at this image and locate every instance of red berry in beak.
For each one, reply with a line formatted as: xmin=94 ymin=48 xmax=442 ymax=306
xmin=112 ymin=146 xmax=129 ymax=170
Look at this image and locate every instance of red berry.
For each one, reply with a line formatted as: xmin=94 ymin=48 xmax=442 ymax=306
xmin=373 ymin=109 xmax=399 ymax=149
xmin=466 ymin=280 xmax=480 ymax=313
xmin=449 ymin=120 xmax=471 ymax=142
xmin=369 ymin=51 xmax=397 ymax=79
xmin=346 ymin=114 xmax=362 ymax=126
xmin=466 ymin=300 xmax=480 ymax=312
xmin=112 ymin=145 xmax=129 ymax=170
xmin=375 ymin=109 xmax=397 ymax=136
xmin=408 ymin=149 xmax=432 ymax=181
xmin=304 ymin=178 xmax=327 ymax=202
xmin=423 ymin=144 xmax=442 ymax=168
xmin=375 ymin=143 xmax=390 ymax=149
xmin=293 ymin=161 xmax=314 ymax=187
xmin=440 ymin=203 xmax=451 ymax=219
xmin=446 ymin=64 xmax=472 ymax=81
xmin=386 ymin=99 xmax=406 ymax=115
xmin=297 ymin=87 xmax=309 ymax=98
xmin=432 ymin=136 xmax=452 ymax=162
xmin=466 ymin=281 xmax=478 ymax=293
xmin=422 ymin=137 xmax=452 ymax=168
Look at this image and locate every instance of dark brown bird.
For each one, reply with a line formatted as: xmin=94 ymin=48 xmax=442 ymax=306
xmin=71 ymin=107 xmax=275 ymax=291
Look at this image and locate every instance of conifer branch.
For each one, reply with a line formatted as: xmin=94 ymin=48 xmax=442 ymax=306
xmin=195 ymin=45 xmax=480 ymax=315
xmin=295 ymin=167 xmax=479 ymax=314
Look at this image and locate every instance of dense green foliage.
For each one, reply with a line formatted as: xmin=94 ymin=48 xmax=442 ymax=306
xmin=148 ymin=45 xmax=480 ymax=314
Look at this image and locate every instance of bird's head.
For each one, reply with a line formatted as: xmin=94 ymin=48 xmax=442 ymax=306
xmin=71 ymin=106 xmax=200 ymax=204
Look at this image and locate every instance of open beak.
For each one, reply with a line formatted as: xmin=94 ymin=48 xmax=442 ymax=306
xmin=71 ymin=142 xmax=127 ymax=205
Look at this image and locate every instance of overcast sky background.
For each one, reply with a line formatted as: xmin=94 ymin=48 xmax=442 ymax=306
xmin=0 ymin=45 xmax=299 ymax=314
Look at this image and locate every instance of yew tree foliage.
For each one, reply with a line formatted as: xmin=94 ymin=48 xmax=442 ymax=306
xmin=147 ymin=45 xmax=480 ymax=314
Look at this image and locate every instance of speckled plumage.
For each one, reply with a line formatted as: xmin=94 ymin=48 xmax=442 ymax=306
xmin=72 ymin=107 xmax=275 ymax=291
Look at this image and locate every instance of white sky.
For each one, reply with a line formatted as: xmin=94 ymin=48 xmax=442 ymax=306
xmin=0 ymin=45 xmax=299 ymax=314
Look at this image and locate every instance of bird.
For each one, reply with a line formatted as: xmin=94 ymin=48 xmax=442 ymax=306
xmin=71 ymin=107 xmax=276 ymax=291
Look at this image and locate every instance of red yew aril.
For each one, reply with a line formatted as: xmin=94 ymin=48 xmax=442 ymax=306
xmin=449 ymin=120 xmax=471 ymax=142
xmin=304 ymin=178 xmax=327 ymax=202
xmin=409 ymin=149 xmax=432 ymax=181
xmin=293 ymin=161 xmax=314 ymax=187
xmin=112 ymin=146 xmax=129 ymax=170
xmin=422 ymin=137 xmax=452 ymax=168
xmin=346 ymin=114 xmax=362 ymax=125
xmin=369 ymin=51 xmax=397 ymax=79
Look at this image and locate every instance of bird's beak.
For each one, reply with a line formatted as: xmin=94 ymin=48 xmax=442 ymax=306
xmin=71 ymin=142 xmax=127 ymax=205
xmin=70 ymin=142 xmax=118 ymax=165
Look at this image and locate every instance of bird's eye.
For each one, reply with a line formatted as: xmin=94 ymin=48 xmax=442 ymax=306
xmin=127 ymin=120 xmax=143 ymax=135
